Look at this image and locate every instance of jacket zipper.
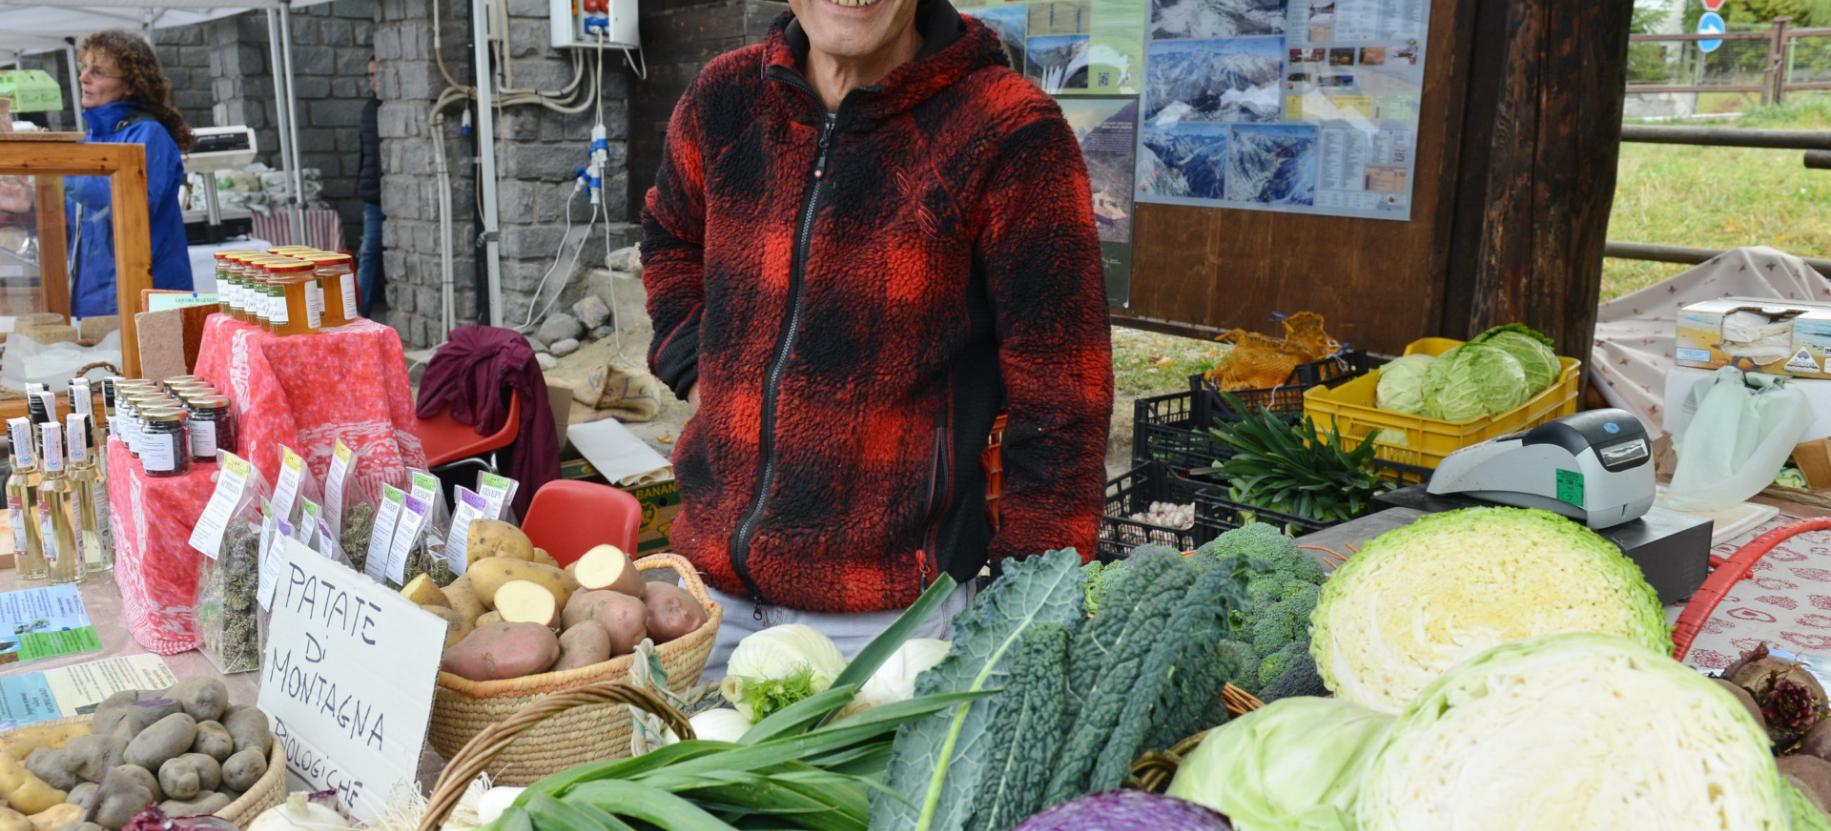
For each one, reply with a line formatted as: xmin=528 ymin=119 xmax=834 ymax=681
xmin=918 ymin=413 xmax=952 ymax=589
xmin=729 ymin=109 xmax=838 ymax=614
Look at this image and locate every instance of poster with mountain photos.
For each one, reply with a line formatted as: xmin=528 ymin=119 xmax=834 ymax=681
xmin=1134 ymin=0 xmax=1430 ymax=219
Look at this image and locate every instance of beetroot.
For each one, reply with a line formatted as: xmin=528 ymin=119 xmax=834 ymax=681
xmin=1014 ymin=791 xmax=1232 ymax=831
xmin=1722 ymin=644 xmax=1829 ymax=749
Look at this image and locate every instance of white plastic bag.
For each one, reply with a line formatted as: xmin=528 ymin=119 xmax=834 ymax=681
xmin=1667 ymin=367 xmax=1815 ymax=511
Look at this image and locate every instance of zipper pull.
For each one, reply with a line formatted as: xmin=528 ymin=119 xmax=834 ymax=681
xmin=751 ymin=601 xmax=766 ymax=622
xmin=814 ymin=116 xmax=835 ymax=180
xmin=916 ymin=549 xmax=931 ymax=588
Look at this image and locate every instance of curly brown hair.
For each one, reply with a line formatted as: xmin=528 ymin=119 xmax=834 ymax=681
xmin=78 ymin=30 xmax=195 ymax=151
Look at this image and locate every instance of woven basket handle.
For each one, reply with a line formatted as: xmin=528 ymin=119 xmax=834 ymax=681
xmin=416 ymin=682 xmax=697 ymax=831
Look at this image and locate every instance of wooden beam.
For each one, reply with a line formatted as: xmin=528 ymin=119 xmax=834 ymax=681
xmin=34 ymin=177 xmax=68 ymax=318
xmin=106 ymin=144 xmax=151 ymax=378
xmin=1440 ymin=0 xmax=1631 ymax=363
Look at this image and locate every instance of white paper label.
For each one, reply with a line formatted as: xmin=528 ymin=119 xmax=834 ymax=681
xmin=315 ymin=518 xmax=339 ymax=561
xmin=9 ymin=505 xmax=26 ymax=553
xmin=89 ymin=479 xmax=110 ymax=547
xmin=408 ymin=471 xmax=440 ymax=516
xmin=138 ymin=431 xmax=176 ymax=474
xmin=341 ymin=273 xmax=358 ymax=319
xmin=387 ymin=494 xmax=430 ymax=586
xmin=270 ymin=289 xmax=288 ymax=325
xmin=477 ymin=473 xmax=517 ymax=522
xmin=189 ymin=419 xmax=218 ymax=459
xmin=443 ymin=487 xmax=488 ymax=577
xmin=65 ymin=416 xmax=87 ymax=464
xmin=258 ymin=507 xmax=283 ymax=611
xmin=364 ymin=485 xmax=405 ymax=583
xmin=306 ymin=281 xmax=324 ymax=329
xmin=325 ymin=440 xmax=354 ymax=538
xmin=36 ymin=503 xmax=59 ymax=569
xmin=299 ymin=500 xmax=322 ymax=544
xmin=189 ymin=453 xmax=252 ymax=559
xmin=272 ymin=446 xmax=305 ymax=522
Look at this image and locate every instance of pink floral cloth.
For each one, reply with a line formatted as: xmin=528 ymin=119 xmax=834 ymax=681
xmin=107 ymin=440 xmax=216 ymax=654
xmin=1681 ymin=517 xmax=1831 ymax=672
xmin=108 ymin=315 xmax=425 ymax=653
xmin=191 ymin=315 xmax=425 ymax=499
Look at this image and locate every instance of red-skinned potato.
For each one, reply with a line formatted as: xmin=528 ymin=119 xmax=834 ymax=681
xmin=441 ymin=622 xmax=561 ymax=680
xmin=562 ymin=590 xmax=648 ymax=655
xmin=643 ymin=583 xmax=707 ymax=643
xmin=568 ymin=545 xmax=644 ymax=597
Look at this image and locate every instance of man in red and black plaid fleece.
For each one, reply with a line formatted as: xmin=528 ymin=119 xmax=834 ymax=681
xmin=641 ymin=0 xmax=1113 ymax=675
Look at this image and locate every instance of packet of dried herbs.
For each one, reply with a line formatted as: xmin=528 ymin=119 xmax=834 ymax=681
xmin=193 ymin=455 xmax=271 ymax=674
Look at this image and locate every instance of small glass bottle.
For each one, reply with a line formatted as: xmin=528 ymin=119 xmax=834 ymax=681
xmin=268 ymin=260 xmax=319 ymax=335
xmin=185 ymin=395 xmax=236 ymax=459
xmin=7 ymin=417 xmax=45 ymax=581
xmin=139 ymin=407 xmax=190 ymax=478
xmin=65 ymin=415 xmax=108 ymax=575
xmin=310 ymin=252 xmax=357 ymax=326
xmin=36 ymin=422 xmax=81 ymax=586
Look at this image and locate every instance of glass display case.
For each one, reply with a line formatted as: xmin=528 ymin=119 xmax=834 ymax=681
xmin=0 ymin=133 xmax=150 ymax=421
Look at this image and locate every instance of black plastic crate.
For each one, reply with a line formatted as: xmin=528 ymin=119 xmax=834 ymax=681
xmin=1193 ymin=458 xmax=1437 ymax=536
xmin=1191 ymin=349 xmax=1376 ymax=425
xmin=1097 ymin=462 xmax=1232 ymax=562
xmin=1130 ymin=391 xmax=1236 ymax=474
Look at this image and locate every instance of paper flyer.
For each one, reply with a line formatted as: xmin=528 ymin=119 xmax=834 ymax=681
xmin=1059 ymin=96 xmax=1139 ymax=304
xmin=0 ymin=655 xmax=178 ymax=729
xmin=0 ymin=584 xmax=103 ymax=666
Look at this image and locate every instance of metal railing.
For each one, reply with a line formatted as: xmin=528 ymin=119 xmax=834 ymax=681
xmin=1604 ymin=124 xmax=1831 ymax=276
xmin=1627 ymin=18 xmax=1831 ymax=106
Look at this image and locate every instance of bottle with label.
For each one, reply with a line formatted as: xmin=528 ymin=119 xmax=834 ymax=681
xmin=35 ymin=422 xmax=81 ymax=585
xmin=65 ymin=415 xmax=109 ymax=575
xmin=7 ymin=417 xmax=45 ymax=581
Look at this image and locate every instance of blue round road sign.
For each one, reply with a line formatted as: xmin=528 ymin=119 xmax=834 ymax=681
xmin=1697 ymin=12 xmax=1726 ymax=53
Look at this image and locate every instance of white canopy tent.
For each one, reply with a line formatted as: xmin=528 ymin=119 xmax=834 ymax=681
xmin=0 ymin=0 xmax=339 ymax=243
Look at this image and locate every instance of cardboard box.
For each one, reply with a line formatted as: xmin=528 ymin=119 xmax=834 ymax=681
xmin=1676 ymin=297 xmax=1831 ymax=379
xmin=1795 ymin=437 xmax=1831 ymax=492
xmin=558 ymin=455 xmax=681 ymax=554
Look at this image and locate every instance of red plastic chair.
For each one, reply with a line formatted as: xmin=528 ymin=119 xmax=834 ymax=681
xmin=520 ymin=479 xmax=643 ymax=567
xmin=420 ymin=393 xmax=520 ymax=470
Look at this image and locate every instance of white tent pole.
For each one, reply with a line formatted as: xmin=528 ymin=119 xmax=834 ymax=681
xmin=263 ymin=8 xmax=302 ymax=244
xmin=276 ymin=3 xmax=306 ymax=244
xmin=64 ymin=44 xmax=83 ymax=133
xmin=470 ymin=0 xmax=502 ymax=327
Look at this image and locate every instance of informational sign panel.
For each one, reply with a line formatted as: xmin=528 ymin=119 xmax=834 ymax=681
xmin=259 ymin=538 xmax=445 ymax=821
xmin=1696 ymin=12 xmax=1726 ymax=52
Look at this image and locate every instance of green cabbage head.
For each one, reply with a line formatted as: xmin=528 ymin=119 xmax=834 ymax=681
xmin=1421 ymin=342 xmax=1529 ymax=422
xmin=1358 ymin=634 xmax=1788 ymax=831
xmin=1168 ymin=696 xmax=1391 ymax=831
xmin=1373 ymin=355 xmax=1434 ymax=416
xmin=1474 ymin=323 xmax=1561 ymax=394
xmin=1310 ymin=506 xmax=1670 ymax=713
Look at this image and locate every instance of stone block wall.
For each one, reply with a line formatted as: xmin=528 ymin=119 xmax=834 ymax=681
xmin=374 ymin=0 xmax=635 ymax=349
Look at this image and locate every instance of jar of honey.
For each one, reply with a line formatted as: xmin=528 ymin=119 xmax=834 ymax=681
xmin=308 ymin=252 xmax=357 ymax=327
xmin=220 ymin=253 xmax=252 ymax=321
xmin=252 ymin=258 xmax=299 ymax=331
xmin=211 ymin=251 xmax=249 ymax=317
xmin=267 ymin=260 xmax=320 ymax=335
xmin=240 ymin=256 xmax=285 ymax=326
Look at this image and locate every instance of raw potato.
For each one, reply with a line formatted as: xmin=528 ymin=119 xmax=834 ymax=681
xmin=1 ymin=721 xmax=91 ymax=761
xmin=553 ymin=623 xmax=613 ymax=671
xmin=441 ymin=622 xmax=561 ymax=681
xmin=123 ymin=713 xmax=197 ymax=771
xmin=191 ymin=722 xmax=233 ymax=763
xmin=643 ymin=583 xmax=708 ymax=643
xmin=561 ymin=590 xmax=648 ymax=655
xmin=570 ymin=545 xmax=643 ymax=597
xmin=158 ymin=792 xmax=232 ymax=817
xmin=68 ymin=781 xmax=99 ymax=809
xmin=494 ymin=581 xmax=560 ymax=628
xmin=221 ymin=747 xmax=267 ymax=793
xmin=0 ymin=807 xmax=25 ymax=831
xmin=92 ymin=767 xmax=157 ymax=830
xmin=23 ymin=748 xmax=75 ymax=791
xmin=0 ymin=753 xmax=66 ymax=813
xmin=402 ymin=573 xmax=450 ymax=608
xmin=442 ymin=576 xmax=487 ymax=624
xmin=531 ymin=547 xmax=557 ymax=567
xmin=157 ymin=753 xmax=222 ymax=800
xmin=468 ymin=558 xmax=571 ymax=610
xmin=23 ymin=804 xmax=80 ymax=831
xmin=426 ymin=606 xmax=476 ymax=648
xmin=221 ymin=706 xmax=273 ymax=756
xmin=95 ymin=699 xmax=178 ymax=740
xmin=466 ymin=520 xmax=534 ymax=565
xmin=104 ymin=765 xmax=161 ymax=802
xmin=63 ymin=735 xmax=129 ymax=784
xmin=163 ymin=678 xmax=229 ymax=723
xmin=476 ymin=611 xmax=503 ymax=627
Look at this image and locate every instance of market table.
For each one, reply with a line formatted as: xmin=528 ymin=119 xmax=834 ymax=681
xmin=191 ymin=314 xmax=426 ymax=499
xmin=106 ymin=440 xmax=217 ymax=654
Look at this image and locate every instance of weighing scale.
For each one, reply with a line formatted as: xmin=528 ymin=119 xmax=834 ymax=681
xmin=1362 ymin=409 xmax=1714 ymax=604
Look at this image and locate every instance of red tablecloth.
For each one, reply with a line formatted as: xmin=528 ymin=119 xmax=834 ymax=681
xmin=192 ymin=314 xmax=425 ymax=500
xmin=107 ymin=440 xmax=215 ymax=654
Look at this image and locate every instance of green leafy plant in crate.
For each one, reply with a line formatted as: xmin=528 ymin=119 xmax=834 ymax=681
xmin=1199 ymin=392 xmax=1394 ymax=526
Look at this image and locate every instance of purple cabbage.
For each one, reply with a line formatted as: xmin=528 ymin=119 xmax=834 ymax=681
xmin=1014 ymin=791 xmax=1233 ymax=831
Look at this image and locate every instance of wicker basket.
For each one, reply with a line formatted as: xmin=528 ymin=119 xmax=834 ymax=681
xmin=416 ymin=682 xmax=693 ymax=831
xmin=1127 ymin=683 xmax=1264 ymax=793
xmin=426 ymin=553 xmax=722 ymax=785
xmin=0 ymin=716 xmax=286 ymax=827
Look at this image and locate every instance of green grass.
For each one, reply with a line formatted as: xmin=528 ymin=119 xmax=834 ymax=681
xmin=1110 ymin=328 xmax=1225 ymax=399
xmin=1603 ymin=97 xmax=1831 ymax=300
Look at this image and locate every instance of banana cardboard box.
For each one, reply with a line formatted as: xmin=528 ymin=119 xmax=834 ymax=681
xmin=1675 ymin=297 xmax=1831 ymax=380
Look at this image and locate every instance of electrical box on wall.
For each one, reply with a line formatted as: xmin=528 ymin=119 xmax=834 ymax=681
xmin=550 ymin=0 xmax=639 ymax=49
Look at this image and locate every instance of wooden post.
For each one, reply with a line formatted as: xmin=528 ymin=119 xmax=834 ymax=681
xmin=1770 ymin=17 xmax=1793 ymax=106
xmin=105 ymin=144 xmax=150 ymax=378
xmin=1439 ymin=0 xmax=1633 ymax=364
xmin=33 ymin=177 xmax=68 ymax=318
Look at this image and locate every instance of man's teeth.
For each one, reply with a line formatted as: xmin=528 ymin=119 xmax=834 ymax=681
xmin=831 ymin=0 xmax=879 ymax=7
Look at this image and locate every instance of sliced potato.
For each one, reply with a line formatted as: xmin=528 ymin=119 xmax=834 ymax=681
xmin=571 ymin=544 xmax=644 ymax=598
xmin=402 ymin=573 xmax=448 ymax=608
xmin=495 ymin=580 xmax=560 ymax=628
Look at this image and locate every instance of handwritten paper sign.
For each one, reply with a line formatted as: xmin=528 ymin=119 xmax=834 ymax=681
xmin=260 ymin=537 xmax=445 ymax=821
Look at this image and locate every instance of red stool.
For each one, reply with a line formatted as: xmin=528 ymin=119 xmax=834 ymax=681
xmin=521 ymin=479 xmax=642 ymax=567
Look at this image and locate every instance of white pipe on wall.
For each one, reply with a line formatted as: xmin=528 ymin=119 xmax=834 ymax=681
xmin=264 ymin=10 xmax=303 ymax=244
xmin=64 ymin=46 xmax=84 ymax=133
xmin=470 ymin=0 xmax=503 ymax=327
xmin=277 ymin=4 xmax=307 ymax=244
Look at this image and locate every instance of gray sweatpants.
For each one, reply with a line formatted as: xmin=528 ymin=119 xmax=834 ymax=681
xmin=700 ymin=582 xmax=976 ymax=682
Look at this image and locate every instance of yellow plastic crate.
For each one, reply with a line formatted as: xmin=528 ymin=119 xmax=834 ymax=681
xmin=1301 ymin=336 xmax=1582 ymax=469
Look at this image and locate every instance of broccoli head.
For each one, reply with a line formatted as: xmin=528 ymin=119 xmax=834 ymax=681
xmin=1257 ymin=640 xmax=1308 ymax=690
xmin=1259 ymin=644 xmax=1328 ymax=702
xmin=1249 ymin=583 xmax=1319 ymax=655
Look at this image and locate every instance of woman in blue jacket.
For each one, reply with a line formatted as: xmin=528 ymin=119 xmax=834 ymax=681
xmin=66 ymin=30 xmax=194 ymax=317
